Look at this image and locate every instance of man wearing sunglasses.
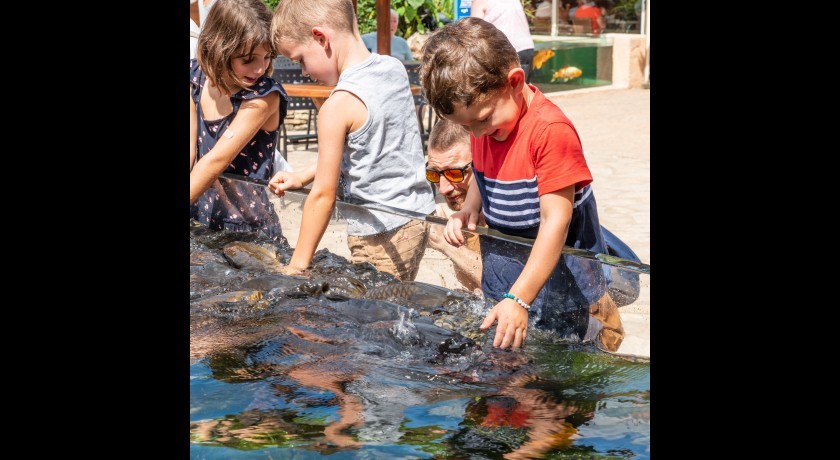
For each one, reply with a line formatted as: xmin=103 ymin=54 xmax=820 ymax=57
xmin=425 ymin=119 xmax=484 ymax=292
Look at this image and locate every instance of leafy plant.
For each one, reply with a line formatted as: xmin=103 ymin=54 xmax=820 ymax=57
xmin=610 ymin=0 xmax=640 ymax=21
xmin=357 ymin=0 xmax=441 ymax=38
xmin=262 ymin=0 xmax=447 ymax=38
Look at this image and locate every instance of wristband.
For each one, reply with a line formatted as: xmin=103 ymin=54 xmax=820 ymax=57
xmin=502 ymin=292 xmax=531 ymax=311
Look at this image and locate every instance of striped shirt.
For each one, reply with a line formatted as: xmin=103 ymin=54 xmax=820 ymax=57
xmin=471 ymin=86 xmax=593 ymax=239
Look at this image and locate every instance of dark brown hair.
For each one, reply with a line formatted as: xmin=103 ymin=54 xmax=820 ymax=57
xmin=420 ymin=17 xmax=519 ymax=116
xmin=428 ymin=118 xmax=470 ymax=152
xmin=197 ymin=0 xmax=275 ymax=95
xmin=271 ymin=0 xmax=359 ymax=47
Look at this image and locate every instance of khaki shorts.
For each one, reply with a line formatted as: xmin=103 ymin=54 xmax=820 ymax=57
xmin=347 ymin=218 xmax=430 ymax=281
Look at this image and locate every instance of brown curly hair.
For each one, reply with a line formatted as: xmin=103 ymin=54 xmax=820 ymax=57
xmin=420 ymin=17 xmax=519 ymax=116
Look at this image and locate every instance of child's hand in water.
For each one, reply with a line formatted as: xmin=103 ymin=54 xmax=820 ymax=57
xmin=281 ymin=263 xmax=310 ymax=277
xmin=480 ymin=298 xmax=529 ymax=349
xmin=268 ymin=171 xmax=304 ymax=196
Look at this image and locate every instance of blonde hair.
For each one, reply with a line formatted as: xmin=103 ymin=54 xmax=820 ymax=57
xmin=271 ymin=0 xmax=359 ymax=46
xmin=428 ymin=118 xmax=470 ymax=152
xmin=197 ymin=0 xmax=275 ymax=95
xmin=420 ymin=17 xmax=519 ymax=116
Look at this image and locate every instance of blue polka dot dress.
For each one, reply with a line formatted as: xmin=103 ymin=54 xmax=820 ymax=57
xmin=190 ymin=59 xmax=289 ymax=239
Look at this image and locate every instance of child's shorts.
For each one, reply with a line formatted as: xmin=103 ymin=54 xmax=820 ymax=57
xmin=347 ymin=218 xmax=430 ymax=281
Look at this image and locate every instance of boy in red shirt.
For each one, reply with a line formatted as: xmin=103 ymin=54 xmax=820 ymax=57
xmin=420 ymin=17 xmax=637 ymax=351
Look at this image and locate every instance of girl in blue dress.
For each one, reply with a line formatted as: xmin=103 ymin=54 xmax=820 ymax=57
xmin=190 ymin=0 xmax=288 ymax=238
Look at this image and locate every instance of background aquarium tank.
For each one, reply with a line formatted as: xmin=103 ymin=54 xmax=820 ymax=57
xmin=531 ymin=36 xmax=613 ymax=93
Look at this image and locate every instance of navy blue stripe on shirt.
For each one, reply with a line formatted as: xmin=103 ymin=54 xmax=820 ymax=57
xmin=482 ymin=174 xmax=541 ymax=229
xmin=475 ymin=167 xmax=595 ymax=236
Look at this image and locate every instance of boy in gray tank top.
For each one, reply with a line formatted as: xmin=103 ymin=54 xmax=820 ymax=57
xmin=267 ymin=0 xmax=435 ymax=281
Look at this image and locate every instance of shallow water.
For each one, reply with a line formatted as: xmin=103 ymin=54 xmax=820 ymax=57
xmin=190 ymin=223 xmax=649 ymax=459
xmin=190 ymin=341 xmax=649 ymax=459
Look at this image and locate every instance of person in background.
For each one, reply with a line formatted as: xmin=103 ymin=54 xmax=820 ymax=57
xmin=420 ymin=17 xmax=635 ymax=351
xmin=361 ymin=8 xmax=414 ymax=62
xmin=267 ymin=0 xmax=435 ymax=281
xmin=425 ymin=119 xmax=483 ymax=292
xmin=190 ymin=0 xmax=201 ymax=59
xmin=191 ymin=0 xmax=218 ymax=59
xmin=535 ymin=0 xmax=552 ymax=18
xmin=571 ymin=0 xmax=606 ymax=34
xmin=470 ymin=0 xmax=535 ymax=83
xmin=536 ymin=0 xmax=571 ymax=23
xmin=198 ymin=0 xmax=217 ymax=26
xmin=190 ymin=0 xmax=289 ymax=239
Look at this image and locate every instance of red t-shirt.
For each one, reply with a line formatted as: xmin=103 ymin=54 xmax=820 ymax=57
xmin=470 ymin=85 xmax=592 ymax=236
xmin=575 ymin=5 xmax=603 ymax=34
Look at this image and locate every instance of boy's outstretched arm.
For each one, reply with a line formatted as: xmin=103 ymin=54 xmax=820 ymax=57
xmin=480 ymin=185 xmax=575 ymax=349
xmin=282 ymin=91 xmax=367 ymax=275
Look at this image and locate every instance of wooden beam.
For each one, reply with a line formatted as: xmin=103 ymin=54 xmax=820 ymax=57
xmin=376 ymin=0 xmax=391 ymax=57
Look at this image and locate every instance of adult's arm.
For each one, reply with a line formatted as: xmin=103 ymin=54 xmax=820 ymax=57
xmin=470 ymin=0 xmax=487 ymax=18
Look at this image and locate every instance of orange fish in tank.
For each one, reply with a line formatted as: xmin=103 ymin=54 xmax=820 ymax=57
xmin=551 ymin=66 xmax=583 ymax=82
xmin=532 ymin=49 xmax=555 ymax=70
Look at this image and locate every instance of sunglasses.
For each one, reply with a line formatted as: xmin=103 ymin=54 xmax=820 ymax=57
xmin=426 ymin=161 xmax=473 ymax=184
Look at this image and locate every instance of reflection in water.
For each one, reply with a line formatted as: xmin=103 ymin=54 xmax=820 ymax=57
xmin=190 ymin=222 xmax=650 ymax=458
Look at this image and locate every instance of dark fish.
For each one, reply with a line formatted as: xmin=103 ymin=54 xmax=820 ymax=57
xmin=190 ymin=290 xmax=265 ymax=311
xmin=362 ymin=281 xmax=466 ymax=309
xmin=190 ymin=243 xmax=228 ymax=266
xmin=314 ymin=273 xmax=367 ymax=300
xmin=242 ymin=274 xmax=329 ymax=298
xmin=190 ymin=262 xmax=249 ymax=300
xmin=223 ymin=242 xmax=285 ymax=272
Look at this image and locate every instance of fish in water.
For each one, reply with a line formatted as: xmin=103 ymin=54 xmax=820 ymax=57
xmin=551 ymin=66 xmax=583 ymax=82
xmin=362 ymin=281 xmax=464 ymax=309
xmin=242 ymin=273 xmax=330 ymax=298
xmin=222 ymin=241 xmax=285 ymax=273
xmin=190 ymin=290 xmax=265 ymax=312
xmin=532 ymin=49 xmax=555 ymax=70
xmin=363 ymin=281 xmax=491 ymax=341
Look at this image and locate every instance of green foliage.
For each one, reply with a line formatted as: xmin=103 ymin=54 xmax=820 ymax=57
xmin=435 ymin=0 xmax=454 ymax=20
xmin=610 ymin=0 xmax=639 ymax=21
xmin=356 ymin=0 xmax=441 ymax=38
xmin=263 ymin=1 xmax=449 ymax=38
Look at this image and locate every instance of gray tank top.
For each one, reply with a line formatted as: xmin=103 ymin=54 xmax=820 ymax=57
xmin=333 ymin=54 xmax=435 ymax=236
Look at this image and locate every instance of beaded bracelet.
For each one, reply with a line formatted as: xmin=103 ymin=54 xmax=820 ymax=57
xmin=502 ymin=292 xmax=531 ymax=311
